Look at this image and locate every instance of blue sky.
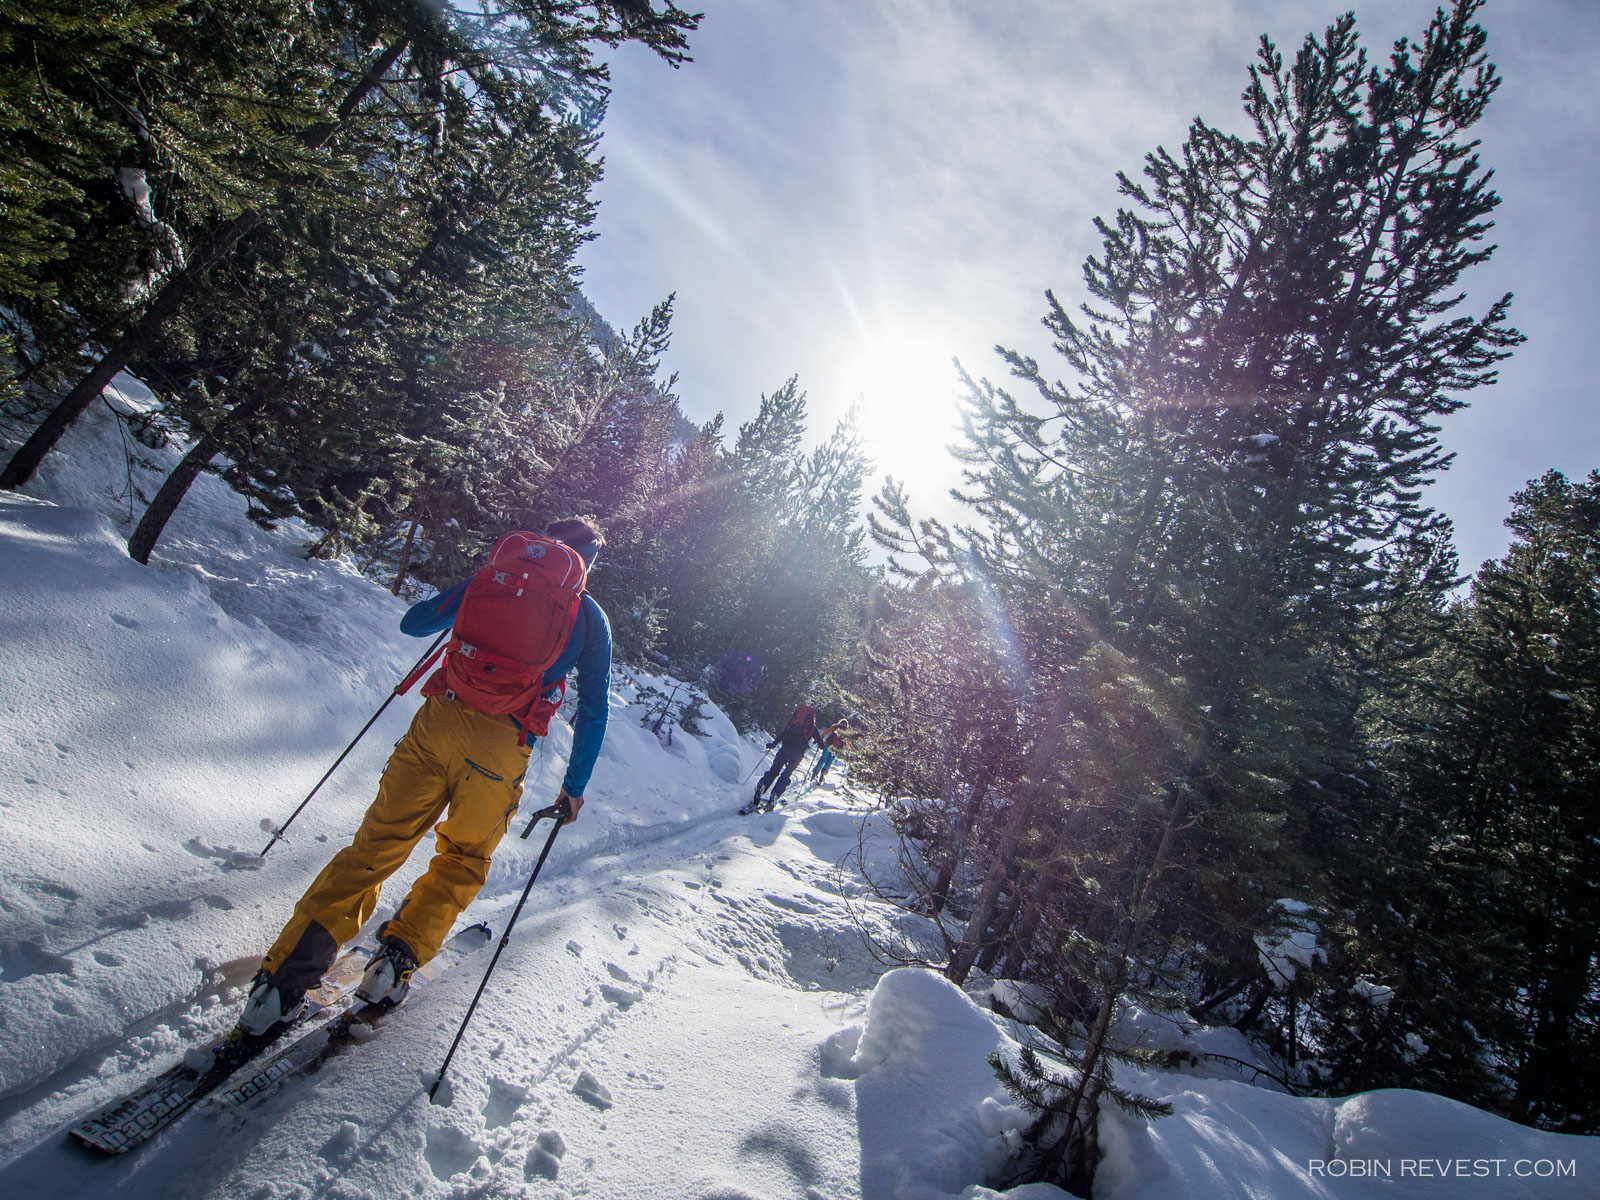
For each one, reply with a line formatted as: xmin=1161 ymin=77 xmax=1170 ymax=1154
xmin=576 ymin=0 xmax=1599 ymax=577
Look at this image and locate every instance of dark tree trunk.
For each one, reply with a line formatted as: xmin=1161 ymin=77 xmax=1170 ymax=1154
xmin=127 ymin=432 xmax=218 ymax=564
xmin=1191 ymin=973 xmax=1257 ymax=1020
xmin=1 ymin=210 xmax=263 ymax=491
xmin=929 ymin=772 xmax=989 ymax=914
xmin=392 ymin=513 xmax=421 ymax=593
xmin=127 ymin=392 xmax=271 ymax=563
xmin=999 ymin=885 xmax=1047 ymax=979
xmin=976 ymin=871 xmax=1030 ymax=975
xmin=947 ymin=795 xmax=1033 ymax=984
xmin=1514 ymin=890 xmax=1600 ymax=1127
xmin=1233 ymin=980 xmax=1273 ymax=1033
xmin=948 ymin=694 xmax=1074 ymax=984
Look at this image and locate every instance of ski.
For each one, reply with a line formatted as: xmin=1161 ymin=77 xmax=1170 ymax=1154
xmin=210 ymin=922 xmax=492 ymax=1114
xmin=68 ymin=944 xmax=376 ymax=1155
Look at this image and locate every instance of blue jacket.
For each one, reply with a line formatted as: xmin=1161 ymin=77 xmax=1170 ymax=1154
xmin=401 ymin=580 xmax=612 ymax=798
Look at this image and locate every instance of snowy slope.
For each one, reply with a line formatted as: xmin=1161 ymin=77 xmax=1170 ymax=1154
xmin=1 ymin=396 xmax=1597 ymax=1199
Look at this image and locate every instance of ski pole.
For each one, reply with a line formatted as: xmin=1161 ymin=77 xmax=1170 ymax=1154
xmin=742 ymin=749 xmax=773 ymax=785
xmin=431 ymin=800 xmax=567 ymax=1103
xmin=259 ymin=630 xmax=448 ymax=856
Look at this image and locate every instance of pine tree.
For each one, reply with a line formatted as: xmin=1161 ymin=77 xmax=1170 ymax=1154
xmin=0 ymin=0 xmax=335 ymax=410
xmin=117 ymin=8 xmax=684 ymax=567
xmin=638 ymin=377 xmax=874 ymax=730
xmin=1470 ymin=473 xmax=1600 ymax=1131
xmin=870 ymin=3 xmax=1521 ymax=1187
xmin=848 ymin=532 xmax=1028 ymax=930
xmin=1317 ymin=472 xmax=1600 ymax=1130
xmin=2 ymin=0 xmax=699 ymax=490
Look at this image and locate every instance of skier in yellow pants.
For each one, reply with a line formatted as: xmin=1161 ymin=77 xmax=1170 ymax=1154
xmin=239 ymin=519 xmax=611 ymax=1035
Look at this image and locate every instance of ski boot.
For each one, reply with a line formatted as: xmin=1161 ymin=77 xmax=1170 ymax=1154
xmin=357 ymin=936 xmax=420 ymax=1007
xmin=237 ymin=969 xmax=307 ymax=1036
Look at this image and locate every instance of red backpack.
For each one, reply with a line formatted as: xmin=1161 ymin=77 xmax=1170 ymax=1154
xmin=420 ymin=532 xmax=587 ymax=742
xmin=790 ymin=705 xmax=817 ymax=738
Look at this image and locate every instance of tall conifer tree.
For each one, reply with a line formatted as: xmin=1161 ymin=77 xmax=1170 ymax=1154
xmin=868 ymin=3 xmax=1521 ymax=1187
xmin=1318 ymin=471 xmax=1600 ymax=1131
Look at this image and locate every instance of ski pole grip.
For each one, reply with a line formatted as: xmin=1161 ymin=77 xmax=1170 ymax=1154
xmin=518 ymin=802 xmax=565 ymax=840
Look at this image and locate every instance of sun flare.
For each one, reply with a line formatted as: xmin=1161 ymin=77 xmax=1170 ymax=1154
xmin=840 ymin=330 xmax=966 ymax=498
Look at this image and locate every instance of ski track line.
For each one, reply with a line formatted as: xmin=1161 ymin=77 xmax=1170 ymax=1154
xmin=193 ymin=945 xmax=683 ymax=1198
xmin=480 ymin=799 xmax=759 ymax=905
xmin=1 ymin=877 xmax=477 ymax=1157
xmin=0 ymin=933 xmax=654 ymax=1192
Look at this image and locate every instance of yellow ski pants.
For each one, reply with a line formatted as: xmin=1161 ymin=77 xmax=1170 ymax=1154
xmin=262 ymin=695 xmax=530 ymax=987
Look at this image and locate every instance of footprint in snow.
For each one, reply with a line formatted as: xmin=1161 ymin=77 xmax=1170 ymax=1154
xmin=0 ymin=939 xmax=75 ymax=983
xmin=765 ymin=893 xmax=820 ymax=915
xmin=183 ymin=838 xmax=262 ymax=871
xmin=30 ymin=879 xmax=81 ymax=904
xmin=600 ymin=983 xmax=642 ymax=1009
xmin=525 ymin=1129 xmax=568 ymax=1180
xmin=424 ymin=1124 xmax=484 ymax=1181
xmin=484 ymin=1077 xmax=529 ymax=1129
xmin=572 ymin=1070 xmax=613 ymax=1109
xmin=740 ymin=1122 xmax=825 ymax=1187
xmin=320 ymin=1120 xmax=361 ymax=1161
xmin=145 ymin=898 xmax=199 ymax=921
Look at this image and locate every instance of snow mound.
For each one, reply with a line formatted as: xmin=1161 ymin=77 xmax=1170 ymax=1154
xmin=1098 ymin=1072 xmax=1600 ymax=1200
xmin=708 ymin=742 xmax=744 ymax=783
xmin=573 ymin=1068 xmax=614 ymax=1109
xmin=848 ymin=968 xmax=1041 ymax=1198
xmin=803 ymin=810 xmax=863 ymax=840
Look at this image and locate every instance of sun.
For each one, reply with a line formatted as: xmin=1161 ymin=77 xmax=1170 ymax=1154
xmin=838 ymin=329 xmax=967 ymax=502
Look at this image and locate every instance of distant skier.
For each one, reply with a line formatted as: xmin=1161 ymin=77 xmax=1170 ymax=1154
xmin=238 ymin=518 xmax=612 ymax=1035
xmin=746 ymin=703 xmax=826 ymax=812
xmin=808 ymin=719 xmax=850 ymax=785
